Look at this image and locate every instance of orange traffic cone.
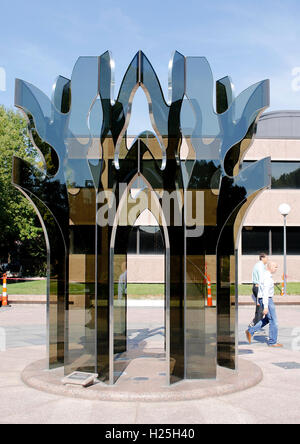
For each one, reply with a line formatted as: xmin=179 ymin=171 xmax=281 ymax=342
xmin=207 ymin=275 xmax=213 ymax=307
xmin=281 ymin=274 xmax=286 ymax=297
xmin=2 ymin=273 xmax=9 ymax=307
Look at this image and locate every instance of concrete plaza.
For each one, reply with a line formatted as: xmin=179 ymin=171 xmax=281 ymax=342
xmin=0 ymin=303 xmax=300 ymax=424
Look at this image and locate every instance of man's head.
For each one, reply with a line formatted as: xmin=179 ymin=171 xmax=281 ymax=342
xmin=259 ymin=253 xmax=268 ymax=265
xmin=267 ymin=262 xmax=278 ymax=274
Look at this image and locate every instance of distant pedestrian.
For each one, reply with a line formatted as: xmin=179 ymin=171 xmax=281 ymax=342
xmin=118 ymin=262 xmax=127 ymax=300
xmin=248 ymin=253 xmax=268 ymax=328
xmin=246 ymin=262 xmax=283 ymax=348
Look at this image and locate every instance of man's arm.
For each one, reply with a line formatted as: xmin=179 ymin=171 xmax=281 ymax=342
xmin=262 ymin=273 xmax=270 ymax=314
xmin=258 ymin=262 xmax=266 ymax=286
xmin=257 ymin=263 xmax=266 ymax=308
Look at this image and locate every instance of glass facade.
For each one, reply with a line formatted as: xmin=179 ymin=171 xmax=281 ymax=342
xmin=128 ymin=226 xmax=164 ymax=255
xmin=12 ymin=51 xmax=271 ymax=385
xmin=182 ymin=57 xmax=271 ymax=371
xmin=243 ymin=226 xmax=300 ymax=255
xmin=244 ymin=161 xmax=300 ymax=189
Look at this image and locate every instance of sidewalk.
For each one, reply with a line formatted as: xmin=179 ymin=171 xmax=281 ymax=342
xmin=0 ymin=304 xmax=299 ymax=423
xmin=5 ymin=294 xmax=300 ymax=305
xmin=239 ymin=294 xmax=300 ymax=305
xmin=7 ymin=295 xmax=46 ymax=304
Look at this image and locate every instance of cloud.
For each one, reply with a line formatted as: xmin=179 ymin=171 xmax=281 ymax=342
xmin=14 ymin=43 xmax=71 ymax=97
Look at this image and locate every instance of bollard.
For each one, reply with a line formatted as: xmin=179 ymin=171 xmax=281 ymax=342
xmin=207 ymin=275 xmax=213 ymax=307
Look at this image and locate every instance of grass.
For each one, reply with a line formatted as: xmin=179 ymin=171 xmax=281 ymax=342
xmin=128 ymin=284 xmax=164 ymax=297
xmin=6 ymin=279 xmax=46 ymax=295
xmin=4 ymin=280 xmax=300 ymax=296
xmin=4 ymin=280 xmax=165 ymax=297
xmin=238 ymin=282 xmax=300 ymax=296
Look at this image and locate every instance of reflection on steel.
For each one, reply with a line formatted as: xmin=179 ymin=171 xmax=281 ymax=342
xmin=12 ymin=51 xmax=271 ymax=385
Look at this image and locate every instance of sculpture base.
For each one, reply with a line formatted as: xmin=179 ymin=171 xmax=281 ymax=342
xmin=21 ymin=357 xmax=262 ymax=402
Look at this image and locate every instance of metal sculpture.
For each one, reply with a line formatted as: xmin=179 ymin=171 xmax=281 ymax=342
xmin=12 ymin=51 xmax=271 ymax=385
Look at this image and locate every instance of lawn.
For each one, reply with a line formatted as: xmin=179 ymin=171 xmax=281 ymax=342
xmin=4 ymin=280 xmax=165 ymax=297
xmin=6 ymin=279 xmax=47 ymax=295
xmin=237 ymin=282 xmax=300 ymax=296
xmin=4 ymin=280 xmax=300 ymax=296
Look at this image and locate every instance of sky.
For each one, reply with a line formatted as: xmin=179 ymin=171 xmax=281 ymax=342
xmin=1 ymin=0 xmax=300 ymax=133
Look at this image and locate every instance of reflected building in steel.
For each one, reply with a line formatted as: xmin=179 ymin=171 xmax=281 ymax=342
xmin=240 ymin=111 xmax=300 ymax=283
xmin=12 ymin=52 xmax=271 ymax=385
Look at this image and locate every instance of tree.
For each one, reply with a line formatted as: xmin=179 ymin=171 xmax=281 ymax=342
xmin=0 ymin=105 xmax=46 ymax=275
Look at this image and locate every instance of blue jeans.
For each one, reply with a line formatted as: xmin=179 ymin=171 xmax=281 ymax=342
xmin=248 ymin=298 xmax=278 ymax=345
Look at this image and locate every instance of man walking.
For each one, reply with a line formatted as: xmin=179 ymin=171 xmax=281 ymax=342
xmin=246 ymin=261 xmax=283 ymax=348
xmin=249 ymin=253 xmax=268 ymax=327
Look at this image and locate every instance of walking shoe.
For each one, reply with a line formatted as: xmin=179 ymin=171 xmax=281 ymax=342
xmin=248 ymin=322 xmax=254 ymax=328
xmin=245 ymin=330 xmax=252 ymax=344
xmin=269 ymin=343 xmax=283 ymax=348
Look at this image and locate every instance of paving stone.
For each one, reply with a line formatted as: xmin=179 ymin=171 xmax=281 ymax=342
xmin=0 ymin=304 xmax=300 ymax=423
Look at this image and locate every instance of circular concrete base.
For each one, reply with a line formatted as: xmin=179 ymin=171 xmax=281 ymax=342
xmin=21 ymin=358 xmax=262 ymax=402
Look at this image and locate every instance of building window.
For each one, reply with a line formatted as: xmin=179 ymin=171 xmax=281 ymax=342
xmin=70 ymin=225 xmax=95 ymax=254
xmin=242 ymin=227 xmax=300 ymax=255
xmin=243 ymin=161 xmax=300 ymax=189
xmin=271 ymin=227 xmax=283 ymax=255
xmin=128 ymin=226 xmax=164 ymax=255
xmin=242 ymin=227 xmax=269 ymax=255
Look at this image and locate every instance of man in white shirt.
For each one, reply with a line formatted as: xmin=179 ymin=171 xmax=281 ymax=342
xmin=118 ymin=263 xmax=127 ymax=300
xmin=249 ymin=253 xmax=268 ymax=327
xmin=246 ymin=262 xmax=283 ymax=348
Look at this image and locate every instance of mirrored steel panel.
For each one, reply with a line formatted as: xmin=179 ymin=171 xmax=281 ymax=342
xmin=12 ymin=50 xmax=271 ymax=385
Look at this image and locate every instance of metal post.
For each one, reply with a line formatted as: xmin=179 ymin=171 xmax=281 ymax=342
xmin=284 ymin=215 xmax=287 ymax=297
xmin=278 ymin=203 xmax=290 ymax=297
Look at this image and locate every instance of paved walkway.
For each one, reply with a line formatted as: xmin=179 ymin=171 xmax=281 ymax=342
xmin=6 ymin=294 xmax=300 ymax=305
xmin=0 ymin=304 xmax=300 ymax=424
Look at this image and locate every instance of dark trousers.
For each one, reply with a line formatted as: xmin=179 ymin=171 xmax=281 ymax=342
xmin=252 ymin=285 xmax=264 ymax=325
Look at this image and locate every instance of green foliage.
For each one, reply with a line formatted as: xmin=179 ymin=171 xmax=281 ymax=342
xmin=272 ymin=168 xmax=300 ymax=189
xmin=0 ymin=105 xmax=46 ymax=275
